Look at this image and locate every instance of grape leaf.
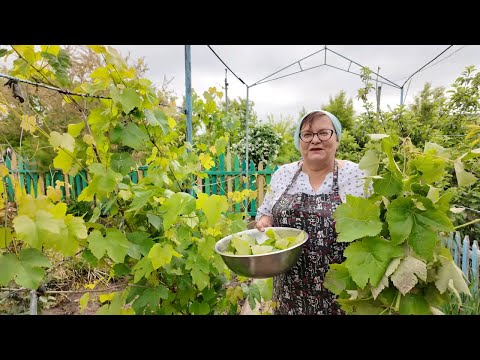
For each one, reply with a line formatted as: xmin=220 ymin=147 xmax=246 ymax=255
xmin=132 ymin=257 xmax=154 ymax=283
xmin=435 ymin=257 xmax=470 ymax=296
xmin=191 ymin=265 xmax=210 ymax=291
xmin=53 ymin=150 xmax=74 ymax=174
xmin=358 ymin=150 xmax=380 ymax=176
xmin=371 ymin=257 xmax=401 ymax=299
xmin=410 ymin=154 xmax=446 ymax=183
xmin=324 ymin=263 xmax=355 ymax=295
xmin=132 ymin=285 xmax=169 ymax=314
xmin=0 ymin=253 xmax=18 ymax=286
xmin=196 ymin=193 xmax=228 ymax=228
xmin=231 ymin=236 xmax=252 ymax=255
xmin=112 ymin=87 xmax=142 ymax=114
xmin=79 ymin=293 xmax=90 ymax=313
xmin=110 ymin=152 xmax=136 ymax=175
xmin=407 ymin=223 xmax=438 ymax=261
xmin=160 ymin=192 xmax=196 ymax=230
xmin=0 ymin=227 xmax=13 ymax=247
xmin=148 ymin=243 xmax=181 ymax=270
xmin=67 ymin=122 xmax=85 ymax=138
xmin=399 ymin=293 xmax=431 ymax=315
xmin=122 ymin=123 xmax=148 ymax=150
xmin=372 ymin=171 xmax=403 ymax=197
xmin=144 ymin=109 xmax=170 ymax=134
xmin=88 ymin=229 xmax=130 ymax=263
xmin=390 ymin=256 xmax=427 ymax=295
xmin=127 ymin=232 xmax=154 ymax=257
xmin=344 ymin=236 xmax=403 ymax=288
xmin=13 ymin=215 xmax=40 ymax=248
xmin=454 ymin=158 xmax=477 ymax=187
xmin=337 ymin=298 xmax=384 ymax=315
xmin=334 ymin=195 xmax=383 ymax=242
xmin=251 ymin=245 xmax=274 ymax=255
xmin=49 ymin=131 xmax=75 ymax=152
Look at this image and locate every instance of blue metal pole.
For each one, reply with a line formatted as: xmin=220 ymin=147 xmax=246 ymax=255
xmin=185 ymin=45 xmax=192 ymax=145
xmin=245 ymin=86 xmax=250 ymax=218
xmin=185 ymin=45 xmax=193 ymax=195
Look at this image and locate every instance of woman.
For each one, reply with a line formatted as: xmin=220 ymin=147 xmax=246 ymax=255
xmin=255 ymin=109 xmax=369 ymax=315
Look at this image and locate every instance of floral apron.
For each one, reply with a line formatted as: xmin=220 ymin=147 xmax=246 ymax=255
xmin=271 ymin=161 xmax=346 ymax=315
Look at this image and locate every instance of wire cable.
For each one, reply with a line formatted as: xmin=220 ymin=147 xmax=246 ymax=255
xmin=401 ymin=45 xmax=454 ymax=87
xmin=0 ymin=73 xmax=184 ymax=111
xmin=207 ymin=45 xmax=246 ymax=85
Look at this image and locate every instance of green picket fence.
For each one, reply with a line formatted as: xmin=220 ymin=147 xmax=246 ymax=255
xmin=199 ymin=153 xmax=279 ymax=217
xmin=2 ymin=151 xmax=278 ymax=218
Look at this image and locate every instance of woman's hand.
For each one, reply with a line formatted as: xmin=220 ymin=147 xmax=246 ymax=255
xmin=255 ymin=215 xmax=273 ymax=232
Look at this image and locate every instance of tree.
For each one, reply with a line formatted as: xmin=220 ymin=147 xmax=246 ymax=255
xmin=0 ymin=45 xmax=154 ymax=171
xmin=322 ymin=90 xmax=355 ymax=131
xmin=266 ymin=113 xmax=300 ymax=165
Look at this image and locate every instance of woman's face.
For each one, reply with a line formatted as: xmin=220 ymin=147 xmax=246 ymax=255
xmin=299 ymin=115 xmax=339 ymax=165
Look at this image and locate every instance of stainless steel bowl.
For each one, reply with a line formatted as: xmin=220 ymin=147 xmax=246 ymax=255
xmin=214 ymin=227 xmax=308 ymax=279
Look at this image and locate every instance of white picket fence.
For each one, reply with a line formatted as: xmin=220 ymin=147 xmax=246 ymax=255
xmin=442 ymin=231 xmax=479 ymax=293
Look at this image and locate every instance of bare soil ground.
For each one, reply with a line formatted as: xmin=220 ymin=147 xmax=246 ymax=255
xmin=41 ymin=283 xmax=127 ymax=315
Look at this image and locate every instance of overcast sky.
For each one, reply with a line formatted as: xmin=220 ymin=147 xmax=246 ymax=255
xmin=114 ymin=45 xmax=479 ymax=123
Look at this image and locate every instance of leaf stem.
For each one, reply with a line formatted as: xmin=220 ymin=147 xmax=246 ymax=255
xmin=454 ymin=218 xmax=480 ymax=230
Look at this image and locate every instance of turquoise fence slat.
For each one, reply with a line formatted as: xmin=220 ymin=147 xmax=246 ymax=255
xmin=211 ymin=162 xmax=217 ymax=195
xmin=462 ymin=236 xmax=470 ymax=278
xmin=130 ymin=171 xmax=138 ymax=184
xmin=249 ymin=160 xmax=256 ymax=216
xmin=473 ymin=241 xmax=479 ymax=293
xmin=234 ymin=156 xmax=240 ymax=213
xmin=32 ymin=173 xmax=39 ymax=197
xmin=81 ymin=170 xmax=88 ymax=189
xmin=205 ymin=177 xmax=210 ymax=195
xmin=454 ymin=232 xmax=462 ymax=266
xmin=219 ymin=154 xmax=225 ymax=195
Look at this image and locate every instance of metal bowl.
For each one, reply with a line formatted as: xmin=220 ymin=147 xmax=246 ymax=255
xmin=214 ymin=227 xmax=308 ymax=279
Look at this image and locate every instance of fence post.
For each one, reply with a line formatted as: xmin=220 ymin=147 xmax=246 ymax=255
xmin=257 ymin=162 xmax=265 ymax=212
xmin=249 ymin=160 xmax=256 ymax=217
xmin=462 ymin=235 xmax=470 ymax=280
xmin=64 ymin=173 xmax=71 ymax=199
xmin=29 ymin=290 xmax=37 ymax=315
xmin=234 ymin=156 xmax=240 ymax=213
xmin=226 ymin=149 xmax=233 ymax=211
xmin=219 ymin=154 xmax=225 ymax=195
xmin=472 ymin=240 xmax=479 ymax=294
xmin=454 ymin=231 xmax=462 ymax=266
xmin=38 ymin=174 xmax=45 ymax=196
xmin=211 ymin=160 xmax=217 ymax=195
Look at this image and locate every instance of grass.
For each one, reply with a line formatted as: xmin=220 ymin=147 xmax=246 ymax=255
xmin=440 ymin=289 xmax=480 ymax=315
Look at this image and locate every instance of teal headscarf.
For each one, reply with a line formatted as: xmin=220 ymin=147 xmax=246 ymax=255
xmin=293 ymin=110 xmax=342 ymax=150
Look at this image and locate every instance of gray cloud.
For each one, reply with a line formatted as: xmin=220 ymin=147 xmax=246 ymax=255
xmin=114 ymin=45 xmax=480 ymax=122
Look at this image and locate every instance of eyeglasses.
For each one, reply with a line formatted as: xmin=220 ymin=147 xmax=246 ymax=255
xmin=299 ymin=129 xmax=335 ymax=143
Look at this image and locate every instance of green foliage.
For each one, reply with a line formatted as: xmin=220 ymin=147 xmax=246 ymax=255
xmin=336 ymin=129 xmax=362 ymax=162
xmin=0 ymin=45 xmax=268 ymax=315
xmin=233 ymin=123 xmax=281 ymax=165
xmin=322 ymin=90 xmax=355 ymax=131
xmin=324 ymin=67 xmax=478 ymax=314
xmin=266 ymin=113 xmax=299 ymax=165
xmin=441 ymin=290 xmax=480 ymax=315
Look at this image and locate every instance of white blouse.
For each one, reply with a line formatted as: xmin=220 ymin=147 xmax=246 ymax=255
xmin=256 ymin=160 xmax=370 ymax=220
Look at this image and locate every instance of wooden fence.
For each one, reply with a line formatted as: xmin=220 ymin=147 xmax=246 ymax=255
xmin=442 ymin=231 xmax=479 ymax=294
xmin=2 ymin=151 xmax=278 ymax=218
